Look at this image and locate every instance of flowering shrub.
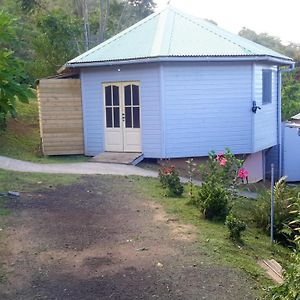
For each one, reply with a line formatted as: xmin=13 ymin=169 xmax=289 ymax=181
xmin=200 ymin=149 xmax=247 ymax=190
xmin=159 ymin=165 xmax=184 ymax=197
xmin=195 ymin=149 xmax=249 ymax=220
xmin=238 ymin=168 xmax=249 ymax=183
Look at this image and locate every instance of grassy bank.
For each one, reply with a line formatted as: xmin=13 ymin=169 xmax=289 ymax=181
xmin=0 ymin=99 xmax=88 ymax=164
xmin=134 ymin=176 xmax=291 ymax=292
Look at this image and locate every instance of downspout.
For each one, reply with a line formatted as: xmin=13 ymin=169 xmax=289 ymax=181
xmin=277 ymin=63 xmax=295 ymax=177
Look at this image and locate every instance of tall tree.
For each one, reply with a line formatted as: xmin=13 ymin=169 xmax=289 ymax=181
xmin=99 ymin=0 xmax=110 ymax=43
xmin=73 ymin=0 xmax=91 ymax=51
xmin=30 ymin=10 xmax=82 ymax=78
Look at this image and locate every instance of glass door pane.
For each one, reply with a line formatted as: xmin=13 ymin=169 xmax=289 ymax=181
xmin=124 ymin=84 xmax=140 ymax=129
xmin=105 ymin=85 xmax=120 ymax=128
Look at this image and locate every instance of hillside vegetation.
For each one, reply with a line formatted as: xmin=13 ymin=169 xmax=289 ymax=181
xmin=0 ymin=99 xmax=88 ymax=163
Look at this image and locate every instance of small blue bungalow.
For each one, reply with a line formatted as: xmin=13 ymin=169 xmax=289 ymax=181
xmin=59 ymin=6 xmax=294 ymax=181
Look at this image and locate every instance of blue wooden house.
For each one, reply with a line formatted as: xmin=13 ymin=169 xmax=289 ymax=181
xmin=40 ymin=6 xmax=294 ymax=181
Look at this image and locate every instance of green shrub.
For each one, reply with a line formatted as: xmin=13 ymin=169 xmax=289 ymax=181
xmin=197 ymin=181 xmax=229 ymax=220
xmin=289 ymin=195 xmax=300 ymax=244
xmin=252 ymin=177 xmax=298 ymax=245
xmin=199 ymin=149 xmax=245 ymax=190
xmin=225 ymin=214 xmax=246 ymax=243
xmin=269 ymin=199 xmax=300 ymax=299
xmin=190 ymin=149 xmax=249 ymax=220
xmin=270 ymin=247 xmax=300 ymax=300
xmin=158 ymin=165 xmax=184 ymax=197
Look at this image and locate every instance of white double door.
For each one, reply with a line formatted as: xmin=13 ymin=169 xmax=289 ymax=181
xmin=104 ymin=82 xmax=141 ymax=152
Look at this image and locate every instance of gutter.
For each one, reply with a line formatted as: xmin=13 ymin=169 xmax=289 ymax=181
xmin=60 ymin=55 xmax=293 ymax=72
xmin=277 ymin=62 xmax=296 ymax=178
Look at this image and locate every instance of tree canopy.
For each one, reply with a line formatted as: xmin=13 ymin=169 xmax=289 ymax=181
xmin=2 ymin=0 xmax=156 ymax=80
xmin=0 ymin=0 xmax=155 ymax=129
xmin=0 ymin=10 xmax=34 ymax=129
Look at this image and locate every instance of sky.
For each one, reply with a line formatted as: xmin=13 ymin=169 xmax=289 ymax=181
xmin=155 ymin=0 xmax=300 ymax=44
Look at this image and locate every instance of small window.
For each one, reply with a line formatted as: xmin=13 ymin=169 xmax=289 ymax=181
xmin=262 ymin=69 xmax=272 ymax=104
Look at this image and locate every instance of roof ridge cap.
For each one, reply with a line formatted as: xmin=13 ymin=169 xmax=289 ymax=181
xmin=166 ymin=10 xmax=176 ymax=55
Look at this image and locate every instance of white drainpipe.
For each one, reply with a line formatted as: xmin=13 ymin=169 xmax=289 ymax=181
xmin=277 ymin=63 xmax=295 ymax=177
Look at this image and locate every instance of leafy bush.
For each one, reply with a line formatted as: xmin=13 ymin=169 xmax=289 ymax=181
xmin=289 ymin=195 xmax=300 ymax=244
xmin=225 ymin=214 xmax=246 ymax=243
xmin=193 ymin=149 xmax=248 ymax=220
xmin=0 ymin=11 xmax=34 ymax=130
xmin=269 ymin=199 xmax=300 ymax=299
xmin=270 ymin=247 xmax=300 ymax=300
xmin=197 ymin=181 xmax=229 ymax=220
xmin=199 ymin=149 xmax=245 ymax=190
xmin=159 ymin=165 xmax=184 ymax=197
xmin=252 ymin=177 xmax=298 ymax=245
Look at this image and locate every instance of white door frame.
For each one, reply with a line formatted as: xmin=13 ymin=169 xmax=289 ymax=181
xmin=103 ymin=81 xmax=142 ymax=153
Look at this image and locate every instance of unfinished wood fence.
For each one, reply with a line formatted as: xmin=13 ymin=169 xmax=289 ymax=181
xmin=37 ymin=78 xmax=84 ymax=155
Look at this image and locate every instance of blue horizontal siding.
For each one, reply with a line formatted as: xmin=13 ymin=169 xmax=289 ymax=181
xmin=80 ymin=64 xmax=162 ymax=157
xmin=80 ymin=61 xmax=280 ymax=159
xmin=283 ymin=125 xmax=300 ymax=182
xmin=162 ymin=62 xmax=253 ymax=157
xmin=253 ymin=64 xmax=278 ymax=152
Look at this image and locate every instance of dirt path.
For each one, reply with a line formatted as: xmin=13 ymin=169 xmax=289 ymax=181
xmin=0 ymin=176 xmax=256 ymax=299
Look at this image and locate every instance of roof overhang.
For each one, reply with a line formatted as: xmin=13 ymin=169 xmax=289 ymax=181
xmin=59 ymin=55 xmax=294 ymax=73
xmin=291 ymin=113 xmax=300 ymax=121
xmin=287 ymin=122 xmax=300 ymax=129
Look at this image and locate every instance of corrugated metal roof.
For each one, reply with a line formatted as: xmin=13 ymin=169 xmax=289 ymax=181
xmin=67 ymin=6 xmax=293 ymax=66
xmin=291 ymin=113 xmax=300 ymax=120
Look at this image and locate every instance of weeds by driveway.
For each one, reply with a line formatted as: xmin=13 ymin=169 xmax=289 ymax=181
xmin=0 ymin=175 xmax=259 ymax=300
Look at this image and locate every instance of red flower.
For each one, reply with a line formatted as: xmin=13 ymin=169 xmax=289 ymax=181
xmin=238 ymin=168 xmax=249 ymax=179
xmin=219 ymin=158 xmax=227 ymax=167
xmin=216 ymin=152 xmax=224 ymax=162
xmin=162 ymin=166 xmax=174 ymax=175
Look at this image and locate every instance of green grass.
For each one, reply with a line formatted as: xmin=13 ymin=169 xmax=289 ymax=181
xmin=0 ymin=99 xmax=89 ymax=164
xmin=134 ymin=177 xmax=291 ymax=291
xmin=0 ymin=168 xmax=80 ymax=217
xmin=0 ymin=168 xmax=80 ymax=223
xmin=0 ymin=169 xmax=80 ymax=192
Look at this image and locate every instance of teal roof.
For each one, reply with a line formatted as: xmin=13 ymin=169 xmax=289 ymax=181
xmin=292 ymin=113 xmax=300 ymax=120
xmin=67 ymin=6 xmax=293 ymax=66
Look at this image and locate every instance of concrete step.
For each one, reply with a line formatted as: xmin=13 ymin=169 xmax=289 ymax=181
xmin=90 ymin=152 xmax=143 ymax=165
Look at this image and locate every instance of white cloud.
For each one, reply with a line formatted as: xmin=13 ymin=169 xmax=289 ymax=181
xmin=155 ymin=0 xmax=300 ymax=44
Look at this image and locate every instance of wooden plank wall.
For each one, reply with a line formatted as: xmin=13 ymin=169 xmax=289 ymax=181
xmin=37 ymin=78 xmax=84 ymax=155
